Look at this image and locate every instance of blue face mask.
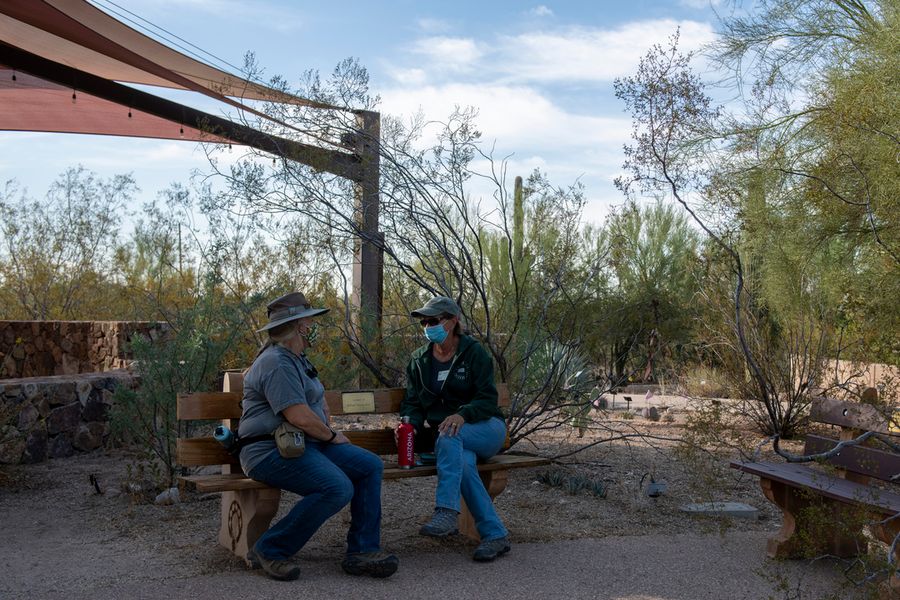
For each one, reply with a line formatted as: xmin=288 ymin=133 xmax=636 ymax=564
xmin=424 ymin=323 xmax=448 ymax=344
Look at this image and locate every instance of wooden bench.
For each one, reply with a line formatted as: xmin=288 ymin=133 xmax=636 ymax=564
xmin=176 ymin=372 xmax=549 ymax=560
xmin=731 ymin=394 xmax=900 ymax=587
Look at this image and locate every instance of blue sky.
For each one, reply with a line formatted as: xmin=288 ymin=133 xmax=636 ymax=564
xmin=1 ymin=0 xmax=727 ymax=224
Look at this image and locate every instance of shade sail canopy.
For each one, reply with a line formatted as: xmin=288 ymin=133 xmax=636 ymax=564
xmin=0 ymin=0 xmax=361 ymax=179
xmin=0 ymin=0 xmax=336 ymax=107
xmin=0 ymin=67 xmax=225 ymax=142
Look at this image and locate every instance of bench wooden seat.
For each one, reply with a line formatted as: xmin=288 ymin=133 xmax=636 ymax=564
xmin=731 ymin=393 xmax=900 ymax=590
xmin=177 ymin=372 xmax=549 ymax=560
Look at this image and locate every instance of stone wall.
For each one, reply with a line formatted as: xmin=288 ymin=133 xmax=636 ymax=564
xmin=0 ymin=371 xmax=136 ymax=464
xmin=0 ymin=321 xmax=166 ymax=378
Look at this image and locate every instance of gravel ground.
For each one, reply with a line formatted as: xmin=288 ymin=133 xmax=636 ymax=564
xmin=0 ymin=414 xmax=876 ymax=599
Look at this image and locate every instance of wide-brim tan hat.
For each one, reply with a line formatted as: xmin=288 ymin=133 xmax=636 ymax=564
xmin=257 ymin=291 xmax=329 ymax=332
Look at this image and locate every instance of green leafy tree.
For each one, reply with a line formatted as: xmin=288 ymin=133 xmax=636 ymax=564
xmin=0 ymin=166 xmax=136 ymax=319
xmin=603 ymin=200 xmax=701 ymax=381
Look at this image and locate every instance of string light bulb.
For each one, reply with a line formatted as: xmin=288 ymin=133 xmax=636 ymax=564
xmin=179 ymin=126 xmax=184 ymax=138
xmin=71 ymin=90 xmax=77 ymax=104
xmin=11 ymin=71 xmax=16 ymax=82
xmin=128 ymin=108 xmax=132 ymax=118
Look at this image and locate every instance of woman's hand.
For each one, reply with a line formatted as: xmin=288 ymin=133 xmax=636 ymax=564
xmin=438 ymin=414 xmax=465 ymax=436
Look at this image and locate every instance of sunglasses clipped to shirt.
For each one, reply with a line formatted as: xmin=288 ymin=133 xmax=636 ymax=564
xmin=419 ymin=315 xmax=449 ymax=327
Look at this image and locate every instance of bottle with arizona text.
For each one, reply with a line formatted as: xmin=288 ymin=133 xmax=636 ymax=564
xmin=397 ymin=416 xmax=415 ymax=469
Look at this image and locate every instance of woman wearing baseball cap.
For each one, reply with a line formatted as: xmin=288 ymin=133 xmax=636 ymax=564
xmin=400 ymin=295 xmax=510 ymax=561
xmin=237 ymin=292 xmax=398 ymax=581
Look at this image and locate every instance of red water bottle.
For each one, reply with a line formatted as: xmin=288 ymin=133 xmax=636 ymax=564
xmin=397 ymin=416 xmax=415 ymax=469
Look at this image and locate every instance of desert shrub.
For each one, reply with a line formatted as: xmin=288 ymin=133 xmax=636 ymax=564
xmin=109 ymin=278 xmax=246 ymax=489
xmin=536 ymin=469 xmax=608 ymax=498
xmin=679 ymin=365 xmax=732 ymax=399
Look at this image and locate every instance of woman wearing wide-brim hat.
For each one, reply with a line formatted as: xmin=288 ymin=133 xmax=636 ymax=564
xmin=237 ymin=291 xmax=398 ymax=581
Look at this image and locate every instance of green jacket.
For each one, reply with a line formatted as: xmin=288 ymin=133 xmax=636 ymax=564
xmin=400 ymin=334 xmax=504 ymax=432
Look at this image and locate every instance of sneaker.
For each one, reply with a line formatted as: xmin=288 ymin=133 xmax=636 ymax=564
xmin=341 ymin=551 xmax=399 ymax=578
xmin=419 ymin=507 xmax=459 ymax=538
xmin=246 ymin=546 xmax=301 ymax=581
xmin=473 ymin=536 xmax=511 ymax=562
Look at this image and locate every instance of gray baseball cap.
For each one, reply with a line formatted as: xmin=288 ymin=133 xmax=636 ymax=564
xmin=410 ymin=296 xmax=460 ymax=318
xmin=257 ymin=291 xmax=329 ymax=332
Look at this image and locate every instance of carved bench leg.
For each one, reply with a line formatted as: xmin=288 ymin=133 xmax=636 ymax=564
xmin=760 ymin=478 xmax=867 ymax=559
xmin=218 ymin=487 xmax=281 ymax=561
xmin=459 ymin=470 xmax=509 ymax=541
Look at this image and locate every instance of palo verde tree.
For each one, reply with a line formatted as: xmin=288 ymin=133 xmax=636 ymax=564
xmin=616 ymin=11 xmax=898 ymax=589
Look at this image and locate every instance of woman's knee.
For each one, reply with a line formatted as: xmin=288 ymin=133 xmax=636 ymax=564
xmin=321 ymin=474 xmax=354 ymax=508
xmin=435 ymin=431 xmax=462 ymax=454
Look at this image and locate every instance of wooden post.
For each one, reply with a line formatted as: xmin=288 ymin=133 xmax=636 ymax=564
xmin=351 ymin=110 xmax=383 ymax=384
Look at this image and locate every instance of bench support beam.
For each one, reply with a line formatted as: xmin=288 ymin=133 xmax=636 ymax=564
xmin=218 ymin=488 xmax=282 ymax=561
xmin=761 ymin=478 xmax=869 ymax=559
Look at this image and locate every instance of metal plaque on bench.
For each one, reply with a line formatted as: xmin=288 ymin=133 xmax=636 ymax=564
xmin=342 ymin=391 xmax=376 ymax=414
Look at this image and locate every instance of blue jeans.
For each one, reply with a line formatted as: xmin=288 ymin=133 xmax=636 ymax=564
xmin=247 ymin=440 xmax=384 ymax=560
xmin=434 ymin=416 xmax=508 ymax=541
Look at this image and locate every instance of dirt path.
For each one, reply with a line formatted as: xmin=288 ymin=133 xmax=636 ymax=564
xmin=0 ymin=423 xmax=866 ymax=599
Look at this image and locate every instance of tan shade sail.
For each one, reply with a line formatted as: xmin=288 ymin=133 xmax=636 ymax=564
xmin=0 ymin=0 xmax=335 ymax=108
xmin=0 ymin=42 xmax=361 ymax=181
xmin=0 ymin=0 xmax=361 ymax=180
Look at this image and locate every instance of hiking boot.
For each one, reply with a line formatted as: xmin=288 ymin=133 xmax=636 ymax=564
xmin=419 ymin=507 xmax=459 ymax=537
xmin=473 ymin=536 xmax=511 ymax=562
xmin=341 ymin=551 xmax=399 ymax=578
xmin=246 ymin=546 xmax=301 ymax=581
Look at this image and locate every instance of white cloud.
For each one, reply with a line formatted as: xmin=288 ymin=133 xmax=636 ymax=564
xmin=529 ymin=5 xmax=554 ymax=17
xmin=495 ymin=20 xmax=716 ymax=83
xmin=76 ymin=140 xmax=206 ymax=170
xmin=397 ymin=19 xmax=715 ymax=86
xmin=415 ymin=17 xmax=453 ymax=33
xmin=410 ymin=37 xmax=482 ymax=72
xmin=381 ymin=83 xmax=630 ymax=151
xmin=386 ymin=67 xmax=429 ymax=86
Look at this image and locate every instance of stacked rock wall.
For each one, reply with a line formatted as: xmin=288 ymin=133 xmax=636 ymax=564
xmin=0 ymin=371 xmax=136 ymax=464
xmin=0 ymin=321 xmax=165 ymax=378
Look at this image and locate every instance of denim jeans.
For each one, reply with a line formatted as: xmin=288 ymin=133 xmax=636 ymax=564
xmin=434 ymin=416 xmax=508 ymax=541
xmin=247 ymin=440 xmax=384 ymax=560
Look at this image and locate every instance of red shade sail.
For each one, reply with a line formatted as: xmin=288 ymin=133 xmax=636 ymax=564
xmin=0 ymin=1 xmax=360 ymax=179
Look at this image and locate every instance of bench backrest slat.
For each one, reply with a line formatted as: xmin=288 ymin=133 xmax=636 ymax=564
xmin=176 ymin=392 xmax=243 ymax=420
xmin=177 ymin=374 xmax=509 ymax=422
xmin=176 ymin=370 xmax=509 ymax=467
xmin=178 ymin=438 xmax=235 ymax=466
xmin=177 ymin=429 xmax=403 ymax=467
xmin=811 ymin=396 xmax=899 ymax=437
xmin=804 ymin=434 xmax=900 ymax=483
